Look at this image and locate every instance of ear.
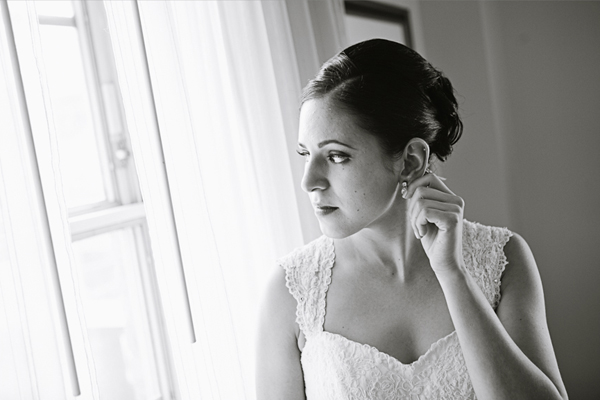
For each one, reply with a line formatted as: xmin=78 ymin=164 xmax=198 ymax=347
xmin=399 ymin=138 xmax=430 ymax=182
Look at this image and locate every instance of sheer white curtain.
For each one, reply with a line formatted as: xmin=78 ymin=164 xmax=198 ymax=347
xmin=2 ymin=0 xmax=346 ymax=398
xmin=105 ymin=1 xmax=306 ymax=398
xmin=1 ymin=1 xmax=95 ymax=398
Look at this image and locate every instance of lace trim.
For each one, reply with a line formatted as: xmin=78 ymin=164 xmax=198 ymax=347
xmin=320 ymin=330 xmax=458 ymax=370
xmin=315 ymin=238 xmax=335 ymax=334
xmin=280 ymin=236 xmax=335 ymax=337
xmin=490 ymin=226 xmax=512 ymax=309
xmin=462 ymin=220 xmax=513 ymax=309
xmin=281 ymin=252 xmax=309 ymax=335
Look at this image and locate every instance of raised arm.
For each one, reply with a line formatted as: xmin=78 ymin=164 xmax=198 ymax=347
xmin=406 ymin=172 xmax=568 ymax=399
xmin=255 ymin=266 xmax=306 ymax=400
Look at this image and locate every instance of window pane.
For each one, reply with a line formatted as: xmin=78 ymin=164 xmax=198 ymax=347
xmin=71 ymin=228 xmax=161 ymax=400
xmin=38 ymin=24 xmax=114 ymax=208
xmin=35 ymin=0 xmax=74 ymax=18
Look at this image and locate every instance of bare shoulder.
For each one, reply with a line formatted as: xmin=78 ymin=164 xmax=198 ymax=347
xmin=255 ymin=265 xmax=305 ymax=400
xmin=501 ymin=232 xmax=543 ymax=302
xmin=503 ymin=231 xmax=535 ymax=268
xmin=497 ymin=231 xmax=548 ymax=326
xmin=258 ymin=265 xmax=299 ymax=336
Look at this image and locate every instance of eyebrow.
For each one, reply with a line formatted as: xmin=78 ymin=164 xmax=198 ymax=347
xmin=297 ymin=139 xmax=357 ymax=150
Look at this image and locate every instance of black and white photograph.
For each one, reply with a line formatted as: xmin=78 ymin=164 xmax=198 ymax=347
xmin=1 ymin=1 xmax=598 ymax=399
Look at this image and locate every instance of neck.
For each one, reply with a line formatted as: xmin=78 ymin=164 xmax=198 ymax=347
xmin=334 ymin=205 xmax=429 ymax=282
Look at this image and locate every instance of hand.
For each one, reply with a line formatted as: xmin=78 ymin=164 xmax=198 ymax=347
xmin=405 ymin=173 xmax=465 ymax=276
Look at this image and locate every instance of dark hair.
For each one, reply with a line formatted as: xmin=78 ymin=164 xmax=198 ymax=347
xmin=301 ymin=39 xmax=463 ymax=161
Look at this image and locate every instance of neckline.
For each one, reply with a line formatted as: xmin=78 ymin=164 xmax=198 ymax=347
xmin=318 ymin=330 xmax=458 ymax=368
xmin=319 ymin=236 xmax=457 ymax=368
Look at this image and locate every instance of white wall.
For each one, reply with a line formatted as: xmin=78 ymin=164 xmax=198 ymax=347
xmin=419 ymin=2 xmax=600 ymax=398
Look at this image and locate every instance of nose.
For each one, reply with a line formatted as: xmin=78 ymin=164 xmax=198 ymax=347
xmin=300 ymin=156 xmax=328 ymax=193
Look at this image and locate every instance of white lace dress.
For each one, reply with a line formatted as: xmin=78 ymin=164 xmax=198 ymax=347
xmin=278 ymin=220 xmax=513 ymax=399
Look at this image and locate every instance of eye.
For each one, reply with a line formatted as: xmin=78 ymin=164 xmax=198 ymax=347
xmin=328 ymin=153 xmax=350 ymax=164
xmin=296 ymin=149 xmax=309 ymax=162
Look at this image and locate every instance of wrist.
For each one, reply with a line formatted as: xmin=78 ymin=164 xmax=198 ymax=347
xmin=435 ymin=263 xmax=469 ymax=287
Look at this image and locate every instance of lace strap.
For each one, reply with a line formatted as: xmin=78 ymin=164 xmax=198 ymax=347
xmin=462 ymin=220 xmax=513 ymax=309
xmin=278 ymin=236 xmax=335 ymax=337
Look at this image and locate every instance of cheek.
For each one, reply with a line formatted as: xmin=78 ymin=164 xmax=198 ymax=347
xmin=344 ymin=170 xmax=396 ymax=214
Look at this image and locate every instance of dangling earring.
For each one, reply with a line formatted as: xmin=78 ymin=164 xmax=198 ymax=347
xmin=401 ymin=181 xmax=408 ymax=199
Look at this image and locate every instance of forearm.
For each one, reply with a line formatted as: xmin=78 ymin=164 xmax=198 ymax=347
xmin=438 ymin=268 xmax=563 ymax=400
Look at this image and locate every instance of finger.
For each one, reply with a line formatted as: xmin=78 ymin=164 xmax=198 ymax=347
xmin=414 ymin=204 xmax=462 ymax=238
xmin=406 ymin=173 xmax=454 ymax=198
xmin=408 ymin=188 xmax=464 ymax=237
xmin=407 ymin=187 xmax=463 ymax=219
xmin=411 ymin=200 xmax=461 ymax=238
xmin=408 ymin=190 xmax=446 ymax=237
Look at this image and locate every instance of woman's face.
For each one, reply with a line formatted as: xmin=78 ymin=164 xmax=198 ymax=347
xmin=298 ymin=97 xmax=402 ymax=238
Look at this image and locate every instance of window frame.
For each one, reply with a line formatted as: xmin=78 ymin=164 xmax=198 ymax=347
xmin=37 ymin=1 xmax=143 ymax=217
xmin=344 ymin=0 xmax=414 ymax=48
xmin=37 ymin=1 xmax=147 ymax=235
xmin=32 ymin=1 xmax=176 ymax=398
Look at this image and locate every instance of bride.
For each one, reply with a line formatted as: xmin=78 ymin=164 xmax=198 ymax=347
xmin=256 ymin=39 xmax=568 ymax=399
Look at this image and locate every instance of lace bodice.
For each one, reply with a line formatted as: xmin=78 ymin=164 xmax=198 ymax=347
xmin=278 ymin=220 xmax=512 ymax=399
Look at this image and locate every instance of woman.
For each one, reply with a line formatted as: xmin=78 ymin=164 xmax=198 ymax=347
xmin=256 ymin=39 xmax=568 ymax=399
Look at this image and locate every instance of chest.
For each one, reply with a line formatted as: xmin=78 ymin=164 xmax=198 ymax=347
xmin=321 ymin=266 xmax=455 ymax=365
xmin=300 ymin=330 xmax=475 ymax=399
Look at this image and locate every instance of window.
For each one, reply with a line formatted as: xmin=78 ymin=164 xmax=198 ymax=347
xmin=34 ymin=1 xmax=173 ymax=398
xmin=4 ymin=1 xmax=308 ymax=397
xmin=344 ymin=1 xmax=413 ymax=47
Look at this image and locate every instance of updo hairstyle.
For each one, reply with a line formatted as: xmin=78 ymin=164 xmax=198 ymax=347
xmin=301 ymin=39 xmax=463 ymax=162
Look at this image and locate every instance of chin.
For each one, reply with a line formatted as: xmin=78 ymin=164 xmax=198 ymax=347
xmin=317 ymin=219 xmax=361 ymax=239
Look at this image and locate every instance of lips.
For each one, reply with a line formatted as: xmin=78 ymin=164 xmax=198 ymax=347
xmin=313 ymin=204 xmax=338 ymax=216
